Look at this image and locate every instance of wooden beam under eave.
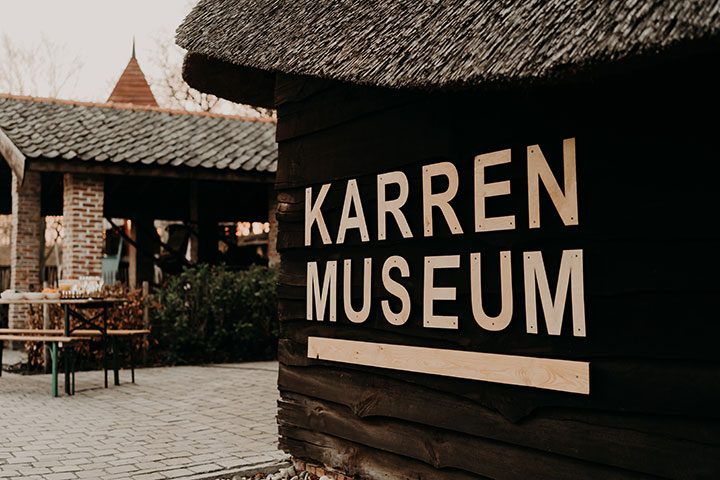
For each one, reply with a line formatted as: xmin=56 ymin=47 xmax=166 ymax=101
xmin=25 ymin=158 xmax=275 ymax=183
xmin=182 ymin=52 xmax=276 ymax=109
xmin=0 ymin=128 xmax=26 ymax=184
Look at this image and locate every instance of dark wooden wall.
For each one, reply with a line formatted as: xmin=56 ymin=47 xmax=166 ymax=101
xmin=273 ymin=52 xmax=720 ymax=479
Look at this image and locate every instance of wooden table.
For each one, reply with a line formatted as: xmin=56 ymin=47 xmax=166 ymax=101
xmin=0 ymin=298 xmax=134 ymax=397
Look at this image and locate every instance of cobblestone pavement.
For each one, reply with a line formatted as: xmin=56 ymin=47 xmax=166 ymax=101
xmin=0 ymin=362 xmax=288 ymax=479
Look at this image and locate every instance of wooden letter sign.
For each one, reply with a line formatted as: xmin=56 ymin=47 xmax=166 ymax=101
xmin=305 ymin=138 xmax=590 ymax=394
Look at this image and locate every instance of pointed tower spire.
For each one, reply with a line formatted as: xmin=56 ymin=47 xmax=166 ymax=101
xmin=107 ymin=40 xmax=158 ymax=106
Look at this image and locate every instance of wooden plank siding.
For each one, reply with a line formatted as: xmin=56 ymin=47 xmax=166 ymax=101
xmin=273 ymin=56 xmax=720 ymax=479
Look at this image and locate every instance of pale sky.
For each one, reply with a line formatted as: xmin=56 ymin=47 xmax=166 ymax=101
xmin=0 ymin=0 xmax=196 ymax=102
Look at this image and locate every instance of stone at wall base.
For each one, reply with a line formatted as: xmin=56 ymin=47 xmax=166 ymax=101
xmin=292 ymin=458 xmax=355 ymax=480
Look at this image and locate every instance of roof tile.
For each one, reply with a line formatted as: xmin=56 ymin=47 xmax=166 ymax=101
xmin=0 ymin=95 xmax=277 ymax=175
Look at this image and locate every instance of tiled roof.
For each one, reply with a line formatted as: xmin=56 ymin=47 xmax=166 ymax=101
xmin=107 ymin=57 xmax=158 ymax=107
xmin=0 ymin=94 xmax=277 ymax=174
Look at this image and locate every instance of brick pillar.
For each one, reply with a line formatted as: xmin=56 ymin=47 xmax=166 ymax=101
xmin=9 ymin=171 xmax=43 ymax=328
xmin=267 ymin=188 xmax=280 ymax=269
xmin=62 ymin=174 xmax=104 ymax=279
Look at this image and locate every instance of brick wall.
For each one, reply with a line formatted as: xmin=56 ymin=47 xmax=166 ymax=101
xmin=62 ymin=173 xmax=104 ymax=279
xmin=9 ymin=171 xmax=43 ymax=328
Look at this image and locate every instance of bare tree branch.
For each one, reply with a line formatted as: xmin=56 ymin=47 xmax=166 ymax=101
xmin=146 ymin=33 xmax=275 ymax=118
xmin=0 ymin=33 xmax=83 ymax=99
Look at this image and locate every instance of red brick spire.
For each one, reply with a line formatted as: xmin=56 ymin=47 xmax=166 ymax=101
xmin=107 ymin=40 xmax=158 ymax=106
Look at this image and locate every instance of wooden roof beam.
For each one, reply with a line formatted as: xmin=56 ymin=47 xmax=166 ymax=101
xmin=0 ymin=128 xmax=25 ymax=183
xmin=26 ymin=158 xmax=274 ymax=183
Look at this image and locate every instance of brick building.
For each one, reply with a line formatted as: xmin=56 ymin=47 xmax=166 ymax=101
xmin=0 ymin=52 xmax=278 ymax=329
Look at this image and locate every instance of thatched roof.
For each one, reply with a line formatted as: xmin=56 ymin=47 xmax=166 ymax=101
xmin=177 ymin=0 xmax=720 ymax=99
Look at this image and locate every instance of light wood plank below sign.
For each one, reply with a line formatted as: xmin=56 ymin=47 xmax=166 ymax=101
xmin=307 ymin=337 xmax=590 ymax=394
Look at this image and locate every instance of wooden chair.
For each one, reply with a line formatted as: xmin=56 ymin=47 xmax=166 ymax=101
xmin=102 ymin=237 xmax=124 ymax=285
xmin=156 ymin=225 xmax=192 ymax=275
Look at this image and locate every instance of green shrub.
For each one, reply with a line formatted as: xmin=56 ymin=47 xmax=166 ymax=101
xmin=152 ymin=264 xmax=278 ymax=365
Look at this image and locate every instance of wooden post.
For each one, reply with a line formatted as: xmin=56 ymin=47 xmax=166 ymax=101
xmin=54 ymin=239 xmax=62 ymax=283
xmin=37 ymin=216 xmax=46 ymax=288
xmin=198 ymin=217 xmax=218 ymax=263
xmin=63 ymin=306 xmax=70 ymax=394
xmin=43 ymin=281 xmax=50 ymax=373
xmin=112 ymin=337 xmax=119 ymax=386
xmin=142 ymin=280 xmax=149 ymax=367
xmin=102 ymin=307 xmax=108 ymax=388
xmin=267 ymin=185 xmax=280 ymax=268
xmin=188 ymin=181 xmax=199 ymax=264
xmin=197 ymin=183 xmax=218 ymax=264
xmin=51 ymin=341 xmax=58 ymax=398
xmin=129 ymin=216 xmax=157 ymax=288
xmin=128 ymin=220 xmax=137 ymax=289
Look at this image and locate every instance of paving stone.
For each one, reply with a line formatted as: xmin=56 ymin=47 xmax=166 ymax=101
xmin=0 ymin=362 xmax=288 ymax=479
xmin=5 ymin=457 xmax=36 ymax=464
xmin=59 ymin=458 xmax=93 ymax=467
xmin=187 ymin=463 xmax=222 ymax=473
xmin=109 ymin=457 xmax=141 ymax=467
xmin=106 ymin=464 xmax=139 ymax=474
xmin=131 ymin=473 xmax=166 ymax=480
xmin=74 ymin=468 xmax=110 ymax=478
xmin=44 ymin=473 xmax=78 ymax=480
xmin=162 ymin=468 xmax=194 ymax=478
xmin=134 ymin=461 xmax=167 ymax=470
xmin=15 ymin=467 xmax=51 ymax=475
xmin=50 ymin=465 xmax=83 ymax=473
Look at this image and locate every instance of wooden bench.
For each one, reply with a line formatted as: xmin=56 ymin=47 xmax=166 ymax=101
xmin=0 ymin=328 xmax=149 ymax=336
xmin=0 ymin=334 xmax=92 ymax=397
xmin=0 ymin=328 xmax=150 ymax=395
xmin=0 ymin=335 xmax=89 ymax=342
